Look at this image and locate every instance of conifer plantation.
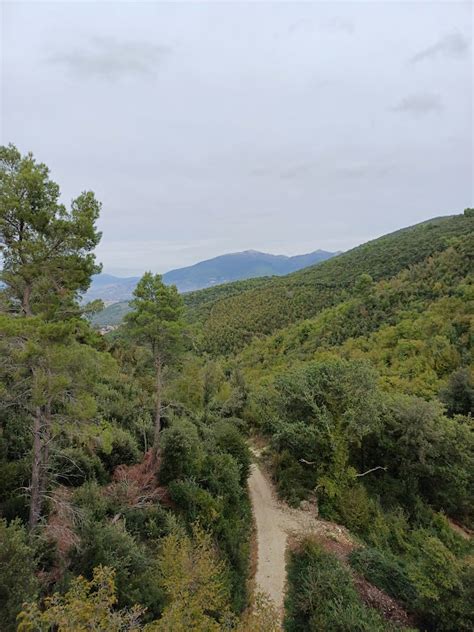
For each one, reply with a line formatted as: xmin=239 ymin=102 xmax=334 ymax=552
xmin=1 ymin=145 xmax=472 ymax=632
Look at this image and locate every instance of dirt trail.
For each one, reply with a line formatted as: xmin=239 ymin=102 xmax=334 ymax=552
xmin=248 ymin=453 xmax=414 ymax=629
xmin=248 ymin=462 xmax=289 ymax=611
xmin=248 ymin=456 xmax=354 ymax=615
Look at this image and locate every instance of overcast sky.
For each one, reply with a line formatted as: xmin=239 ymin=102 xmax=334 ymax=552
xmin=1 ymin=1 xmax=472 ymax=276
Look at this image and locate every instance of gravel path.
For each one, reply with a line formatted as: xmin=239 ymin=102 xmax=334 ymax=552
xmin=248 ymin=454 xmax=355 ymax=618
xmin=248 ymin=462 xmax=289 ymax=612
xmin=248 ymin=454 xmax=412 ymax=629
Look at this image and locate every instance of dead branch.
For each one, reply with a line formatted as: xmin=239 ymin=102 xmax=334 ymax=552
xmin=355 ymin=466 xmax=387 ymax=477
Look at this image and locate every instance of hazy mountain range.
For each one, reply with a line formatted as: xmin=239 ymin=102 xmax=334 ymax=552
xmin=84 ymin=249 xmax=337 ymax=304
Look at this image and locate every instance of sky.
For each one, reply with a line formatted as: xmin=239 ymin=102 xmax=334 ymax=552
xmin=1 ymin=1 xmax=473 ymax=276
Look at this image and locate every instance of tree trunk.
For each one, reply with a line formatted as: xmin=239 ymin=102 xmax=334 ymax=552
xmin=22 ymin=284 xmax=32 ymax=316
xmin=39 ymin=401 xmax=51 ymax=504
xmin=29 ymin=407 xmax=43 ymax=530
xmin=152 ymin=358 xmax=162 ymax=465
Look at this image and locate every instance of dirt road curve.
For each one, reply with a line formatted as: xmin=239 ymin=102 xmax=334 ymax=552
xmin=248 ymin=454 xmax=414 ymax=629
xmin=248 ymin=455 xmax=355 ymax=616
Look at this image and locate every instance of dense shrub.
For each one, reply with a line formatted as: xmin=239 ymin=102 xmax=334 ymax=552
xmin=271 ymin=449 xmax=312 ymax=506
xmin=169 ymin=478 xmax=223 ymax=529
xmin=53 ymin=446 xmax=107 ymax=486
xmin=440 ymin=368 xmax=473 ymax=417
xmin=201 ymin=453 xmax=242 ymax=506
xmin=159 ymin=418 xmax=203 ymax=483
xmin=0 ymin=458 xmax=30 ymax=521
xmin=349 ymin=547 xmax=417 ymax=606
xmin=0 ymin=519 xmax=39 ymax=631
xmin=73 ymin=479 xmax=111 ymax=520
xmin=71 ymin=519 xmax=165 ymax=619
xmin=212 ymin=420 xmax=251 ymax=483
xmin=168 ymin=453 xmax=252 ymax=613
xmin=350 ymin=529 xmax=474 ymax=632
xmin=18 ymin=566 xmax=147 ymax=631
xmin=356 ymin=395 xmax=474 ymax=527
xmin=285 ymin=538 xmax=406 ymax=632
xmin=96 ymin=427 xmax=140 ymax=472
xmin=335 ymin=484 xmax=376 ymax=537
xmin=121 ymin=505 xmax=172 ymax=542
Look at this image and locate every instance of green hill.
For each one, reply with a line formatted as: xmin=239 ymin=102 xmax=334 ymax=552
xmin=193 ymin=213 xmax=473 ymax=355
xmin=90 ymin=276 xmax=272 ymax=327
xmin=89 ymin=300 xmax=131 ymax=327
xmin=209 ymin=212 xmax=473 ymax=632
xmin=238 ymin=230 xmax=472 ymax=398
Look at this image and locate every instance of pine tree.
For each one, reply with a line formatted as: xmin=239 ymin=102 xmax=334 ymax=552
xmin=125 ymin=273 xmax=185 ymax=463
xmin=0 ymin=143 xmax=101 ymax=317
xmin=0 ymin=144 xmax=104 ymax=528
xmin=0 ymin=316 xmax=116 ymax=528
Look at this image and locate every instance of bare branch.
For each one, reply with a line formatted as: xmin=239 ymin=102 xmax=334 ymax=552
xmin=355 ymin=466 xmax=387 ymax=477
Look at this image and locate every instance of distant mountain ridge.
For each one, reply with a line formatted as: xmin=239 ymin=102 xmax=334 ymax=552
xmin=85 ymin=274 xmax=140 ymax=305
xmin=162 ymin=249 xmax=336 ymax=293
xmin=84 ymin=249 xmax=336 ymax=304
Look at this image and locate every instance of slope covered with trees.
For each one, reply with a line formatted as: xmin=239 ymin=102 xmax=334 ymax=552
xmin=190 ymin=213 xmax=473 ymax=355
xmin=90 ymin=276 xmax=271 ymax=328
xmin=221 ymin=211 xmax=472 ymax=630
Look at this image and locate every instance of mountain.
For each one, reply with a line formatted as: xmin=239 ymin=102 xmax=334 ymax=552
xmin=161 ymin=249 xmax=336 ymax=293
xmin=84 ymin=249 xmax=336 ymax=304
xmin=83 ymin=273 xmax=140 ymax=305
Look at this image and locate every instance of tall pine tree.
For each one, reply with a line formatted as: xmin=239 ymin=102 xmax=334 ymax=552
xmin=0 ymin=144 xmax=104 ymax=528
xmin=125 ymin=273 xmax=185 ymax=464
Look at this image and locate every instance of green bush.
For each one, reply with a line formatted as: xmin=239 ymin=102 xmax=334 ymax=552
xmin=159 ymin=418 xmax=203 ymax=483
xmin=0 ymin=518 xmax=39 ymax=631
xmin=73 ymin=480 xmax=110 ymax=521
xmin=168 ymin=460 xmax=252 ymax=614
xmin=211 ymin=420 xmax=251 ymax=483
xmin=404 ymin=530 xmax=474 ymax=631
xmin=440 ymin=368 xmax=473 ymax=417
xmin=350 ymin=526 xmax=474 ymax=632
xmin=336 ymin=484 xmax=376 ymax=537
xmin=53 ymin=446 xmax=107 ymax=486
xmin=96 ymin=427 xmax=140 ymax=472
xmin=0 ymin=459 xmax=30 ymax=521
xmin=272 ymin=449 xmax=314 ymax=506
xmin=349 ymin=547 xmax=417 ymax=606
xmin=201 ymin=453 xmax=242 ymax=506
xmin=285 ymin=538 xmax=404 ymax=632
xmin=168 ymin=478 xmax=223 ymax=529
xmin=71 ymin=519 xmax=164 ymax=620
xmin=121 ymin=505 xmax=172 ymax=542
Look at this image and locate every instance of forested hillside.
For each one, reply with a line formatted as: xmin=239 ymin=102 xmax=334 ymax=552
xmin=90 ymin=276 xmax=271 ymax=327
xmin=86 ymin=250 xmax=335 ymax=311
xmin=190 ymin=214 xmax=473 ymax=354
xmin=222 ymin=211 xmax=473 ymax=631
xmin=183 ymin=209 xmax=474 ymax=630
xmin=0 ymin=145 xmax=472 ymax=632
